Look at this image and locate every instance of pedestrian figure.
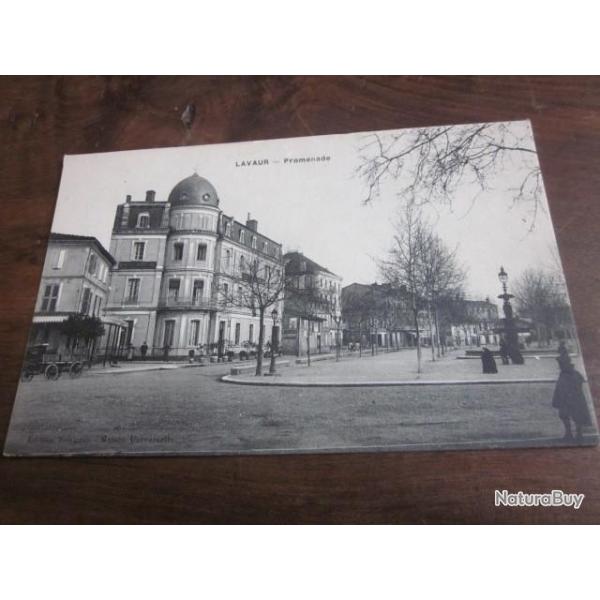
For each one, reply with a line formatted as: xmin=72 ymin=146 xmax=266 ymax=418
xmin=499 ymin=338 xmax=510 ymax=365
xmin=480 ymin=346 xmax=498 ymax=374
xmin=557 ymin=340 xmax=569 ymax=364
xmin=140 ymin=341 xmax=148 ymax=360
xmin=552 ymin=355 xmax=591 ymax=441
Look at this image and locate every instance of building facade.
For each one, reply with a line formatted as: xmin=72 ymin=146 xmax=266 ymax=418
xmin=105 ymin=173 xmax=283 ymax=358
xmin=281 ymin=252 xmax=342 ymax=356
xmin=448 ymin=299 xmax=500 ymax=347
xmin=28 ymin=233 xmax=123 ymax=359
xmin=341 ymin=282 xmax=427 ymax=349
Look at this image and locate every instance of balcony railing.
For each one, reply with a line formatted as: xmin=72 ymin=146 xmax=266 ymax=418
xmin=158 ymin=296 xmax=217 ymax=310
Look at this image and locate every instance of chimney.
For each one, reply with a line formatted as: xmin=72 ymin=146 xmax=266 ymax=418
xmin=145 ymin=190 xmax=156 ymax=203
xmin=125 ymin=194 xmax=132 ymax=203
xmin=246 ymin=213 xmax=258 ymax=231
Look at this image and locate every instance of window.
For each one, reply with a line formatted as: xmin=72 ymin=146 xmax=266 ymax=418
xmin=88 ymin=254 xmax=98 ymax=276
xmin=234 ymin=323 xmax=241 ymax=344
xmin=168 ymin=279 xmax=181 ymax=299
xmin=92 ymin=294 xmax=100 ymax=316
xmin=41 ymin=284 xmax=59 ymax=312
xmin=173 ymin=242 xmax=184 ymax=261
xmin=288 ymin=317 xmax=298 ymax=330
xmin=192 ymin=280 xmax=204 ymax=304
xmin=53 ymin=249 xmax=65 ymax=269
xmin=251 ymin=236 xmax=257 ymax=249
xmin=239 ymin=255 xmax=245 ymax=271
xmin=237 ymin=285 xmax=243 ymax=304
xmin=239 ymin=230 xmax=245 ymax=243
xmin=225 ymin=249 xmax=231 ymax=268
xmin=133 ymin=241 xmax=145 ymax=261
xmin=225 ymin=222 xmax=231 ymax=237
xmin=189 ymin=320 xmax=200 ymax=345
xmin=249 ymin=324 xmax=254 ymax=344
xmin=81 ymin=288 xmax=92 ymax=315
xmin=223 ymin=283 xmax=229 ymax=298
xmin=163 ymin=320 xmax=175 ymax=347
xmin=262 ymin=241 xmax=268 ymax=253
xmin=197 ymin=243 xmax=207 ymax=261
xmin=127 ymin=278 xmax=140 ymax=302
xmin=137 ymin=213 xmax=150 ymax=228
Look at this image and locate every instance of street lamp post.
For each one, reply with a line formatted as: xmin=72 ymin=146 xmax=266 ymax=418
xmin=497 ymin=266 xmax=524 ymax=365
xmin=268 ymin=307 xmax=280 ymax=375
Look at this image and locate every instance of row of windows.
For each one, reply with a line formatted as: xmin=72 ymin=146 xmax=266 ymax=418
xmin=130 ymin=240 xmax=210 ymax=263
xmin=222 ymin=221 xmax=280 ymax=256
xmin=81 ymin=287 xmax=103 ymax=317
xmin=40 ymin=283 xmax=102 ymax=316
xmin=172 ymin=241 xmax=208 ymax=262
xmin=171 ymin=212 xmax=215 ymax=231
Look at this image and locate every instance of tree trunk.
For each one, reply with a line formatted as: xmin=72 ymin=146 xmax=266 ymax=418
xmin=414 ymin=307 xmax=422 ymax=374
xmin=427 ymin=306 xmax=435 ymax=362
xmin=256 ymin=310 xmax=265 ymax=376
xmin=306 ymin=329 xmax=311 ymax=367
xmin=359 ymin=324 xmax=362 ymax=357
xmin=433 ymin=308 xmax=442 ymax=357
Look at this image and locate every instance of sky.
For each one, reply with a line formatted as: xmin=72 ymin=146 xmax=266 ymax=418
xmin=52 ymin=120 xmax=564 ymax=309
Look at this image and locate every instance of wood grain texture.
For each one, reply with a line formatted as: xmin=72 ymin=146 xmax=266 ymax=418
xmin=1 ymin=75 xmax=600 ymax=524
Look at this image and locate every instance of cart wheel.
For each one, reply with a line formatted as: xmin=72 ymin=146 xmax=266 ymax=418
xmin=69 ymin=361 xmax=84 ymax=378
xmin=21 ymin=369 xmax=34 ymax=382
xmin=45 ymin=363 xmax=60 ymax=380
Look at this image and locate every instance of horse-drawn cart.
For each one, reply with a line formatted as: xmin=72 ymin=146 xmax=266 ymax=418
xmin=20 ymin=343 xmax=85 ymax=382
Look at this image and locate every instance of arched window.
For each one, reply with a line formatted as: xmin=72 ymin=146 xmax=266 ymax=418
xmin=225 ymin=222 xmax=231 ymax=237
xmin=251 ymin=236 xmax=257 ymax=249
xmin=137 ymin=213 xmax=150 ymax=228
xmin=239 ymin=230 xmax=245 ymax=244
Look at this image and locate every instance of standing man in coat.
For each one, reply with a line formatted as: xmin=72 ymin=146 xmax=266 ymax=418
xmin=552 ymin=354 xmax=591 ymax=441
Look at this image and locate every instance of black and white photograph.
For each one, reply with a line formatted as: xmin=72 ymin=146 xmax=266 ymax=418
xmin=4 ymin=119 xmax=598 ymax=456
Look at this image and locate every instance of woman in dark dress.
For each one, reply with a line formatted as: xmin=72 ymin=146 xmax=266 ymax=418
xmin=552 ymin=355 xmax=591 ymax=441
xmin=480 ymin=346 xmax=498 ymax=374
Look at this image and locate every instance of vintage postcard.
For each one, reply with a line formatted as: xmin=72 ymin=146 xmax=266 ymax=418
xmin=4 ymin=120 xmax=598 ymax=456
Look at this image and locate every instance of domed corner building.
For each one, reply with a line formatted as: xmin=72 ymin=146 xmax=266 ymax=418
xmin=104 ymin=173 xmax=284 ymax=359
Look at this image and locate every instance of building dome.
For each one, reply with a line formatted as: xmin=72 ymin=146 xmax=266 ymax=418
xmin=168 ymin=173 xmax=219 ymax=208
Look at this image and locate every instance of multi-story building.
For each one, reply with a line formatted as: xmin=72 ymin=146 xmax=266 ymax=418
xmin=282 ymin=252 xmax=342 ymax=356
xmin=448 ymin=299 xmax=500 ymax=347
xmin=341 ymin=282 xmax=425 ymax=349
xmin=105 ymin=173 xmax=283 ymax=358
xmin=27 ymin=233 xmax=124 ymax=358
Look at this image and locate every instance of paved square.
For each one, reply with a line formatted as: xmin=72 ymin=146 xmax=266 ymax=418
xmin=4 ymin=349 xmax=598 ymax=456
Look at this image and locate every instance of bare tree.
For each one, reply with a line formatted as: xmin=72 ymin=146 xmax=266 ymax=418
xmin=418 ymin=234 xmax=466 ymax=360
xmin=217 ymin=256 xmax=285 ymax=376
xmin=357 ymin=122 xmax=543 ymax=231
xmin=378 ymin=205 xmax=431 ymax=373
xmin=513 ymin=268 xmax=572 ymax=347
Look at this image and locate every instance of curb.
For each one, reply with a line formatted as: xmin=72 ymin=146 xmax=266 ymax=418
xmin=89 ymin=362 xmax=205 ymax=376
xmin=220 ymin=375 xmax=559 ymax=387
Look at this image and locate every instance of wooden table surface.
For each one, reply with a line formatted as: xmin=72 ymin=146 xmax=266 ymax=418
xmin=1 ymin=76 xmax=600 ymax=524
